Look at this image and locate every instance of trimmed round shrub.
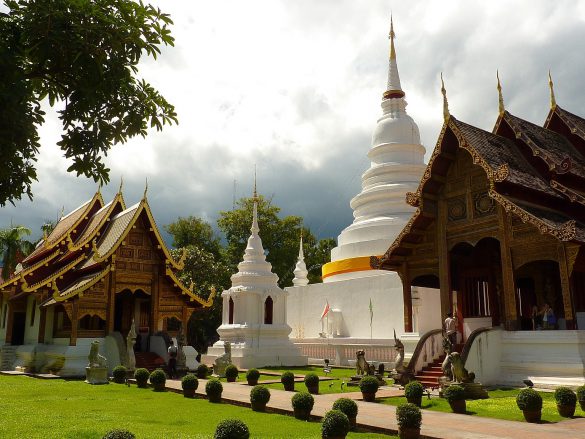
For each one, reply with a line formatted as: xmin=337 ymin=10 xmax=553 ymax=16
xmin=577 ymin=385 xmax=585 ymax=402
xmin=443 ymin=384 xmax=465 ymax=402
xmin=214 ymin=419 xmax=250 ymax=439
xmin=102 ymin=429 xmax=135 ymax=439
xmin=134 ymin=368 xmax=149 ymax=387
xmin=181 ymin=373 xmax=199 ymax=391
xmin=516 ymin=388 xmax=543 ymax=411
xmin=246 ymin=368 xmax=260 ymax=381
xmin=291 ymin=391 xmax=314 ymax=411
xmin=404 ymin=381 xmax=424 ymax=399
xmin=359 ymin=376 xmax=379 ymax=394
xmin=555 ymin=386 xmax=577 ymax=406
xmin=112 ymin=365 xmax=127 ymax=384
xmin=281 ymin=371 xmax=295 ymax=386
xmin=332 ymin=398 xmax=358 ymax=419
xmin=149 ymin=369 xmax=166 ymax=390
xmin=196 ymin=364 xmax=209 ymax=378
xmin=250 ymin=385 xmax=271 ymax=405
xmin=304 ymin=372 xmax=319 ymax=388
xmin=206 ymin=378 xmax=223 ymax=399
xmin=225 ymin=364 xmax=239 ymax=381
xmin=396 ymin=403 xmax=422 ymax=430
xmin=321 ymin=410 xmax=350 ymax=438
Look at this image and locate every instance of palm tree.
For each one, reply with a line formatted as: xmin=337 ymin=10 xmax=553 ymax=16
xmin=0 ymin=225 xmax=35 ymax=280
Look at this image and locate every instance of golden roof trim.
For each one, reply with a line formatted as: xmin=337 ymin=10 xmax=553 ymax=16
xmin=450 ymin=120 xmax=510 ymax=183
xmin=550 ymin=180 xmax=585 ymax=206
xmin=504 ymin=113 xmax=571 ymax=174
xmin=142 ymin=200 xmax=187 ymax=270
xmin=488 ymin=190 xmax=576 ymax=242
xmin=52 ymin=265 xmax=111 ymax=302
xmin=45 ymin=192 xmax=104 ymax=249
xmin=68 ymin=193 xmax=125 ymax=252
xmin=0 ymin=249 xmax=61 ymax=290
xmin=165 ymin=267 xmax=215 ymax=307
xmin=22 ymin=254 xmax=86 ymax=293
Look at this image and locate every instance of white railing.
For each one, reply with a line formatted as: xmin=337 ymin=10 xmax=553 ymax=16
xmin=292 ymin=338 xmax=398 ymax=367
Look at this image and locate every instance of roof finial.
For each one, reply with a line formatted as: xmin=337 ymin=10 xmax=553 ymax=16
xmin=497 ymin=70 xmax=505 ymax=116
xmin=252 ymin=165 xmax=258 ymax=202
xmin=441 ymin=73 xmax=450 ymax=122
xmin=142 ymin=177 xmax=148 ymax=200
xmin=118 ymin=175 xmax=124 ymax=194
xmin=383 ymin=15 xmax=404 ymax=100
xmin=548 ymin=70 xmax=557 ymax=109
xmin=389 ymin=14 xmax=396 ymax=60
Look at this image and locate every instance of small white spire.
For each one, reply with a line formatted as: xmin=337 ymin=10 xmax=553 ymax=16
xmin=293 ymin=234 xmax=309 ymax=286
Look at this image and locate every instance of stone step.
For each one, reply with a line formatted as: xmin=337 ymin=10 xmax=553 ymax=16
xmin=418 ymin=370 xmax=443 ymax=377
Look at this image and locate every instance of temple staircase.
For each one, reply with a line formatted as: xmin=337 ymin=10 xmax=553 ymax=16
xmin=414 ymin=344 xmax=463 ymax=388
xmin=134 ymin=352 xmax=165 ymax=372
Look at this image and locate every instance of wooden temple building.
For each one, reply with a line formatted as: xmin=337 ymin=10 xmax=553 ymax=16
xmin=372 ymin=79 xmax=585 ymax=337
xmin=0 ymin=188 xmax=213 ymax=376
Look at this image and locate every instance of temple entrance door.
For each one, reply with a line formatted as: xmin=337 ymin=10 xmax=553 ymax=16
xmin=450 ymin=238 xmax=503 ymax=341
xmin=114 ymin=289 xmax=151 ymax=339
xmin=11 ymin=312 xmax=26 ymax=346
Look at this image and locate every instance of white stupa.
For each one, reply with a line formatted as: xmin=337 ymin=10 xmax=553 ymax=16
xmin=287 ymin=19 xmax=441 ymax=352
xmin=204 ymin=187 xmax=307 ymax=368
xmin=323 ymin=17 xmax=426 ymax=282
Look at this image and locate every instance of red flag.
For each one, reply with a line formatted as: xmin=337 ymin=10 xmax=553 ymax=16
xmin=320 ymin=300 xmax=330 ymax=320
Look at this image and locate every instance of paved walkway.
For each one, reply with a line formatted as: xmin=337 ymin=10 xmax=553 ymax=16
xmin=163 ymin=379 xmax=585 ymax=439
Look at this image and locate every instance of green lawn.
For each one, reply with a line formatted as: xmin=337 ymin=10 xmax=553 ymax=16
xmin=0 ymin=375 xmax=394 ymax=438
xmin=380 ymin=388 xmax=583 ymax=423
xmin=259 ymin=366 xmax=390 ymax=395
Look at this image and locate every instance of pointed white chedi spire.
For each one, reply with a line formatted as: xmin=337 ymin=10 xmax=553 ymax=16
xmin=325 ymin=17 xmax=426 ymax=281
xmin=230 ymin=192 xmax=280 ymax=290
xmin=293 ymin=235 xmax=309 ymax=286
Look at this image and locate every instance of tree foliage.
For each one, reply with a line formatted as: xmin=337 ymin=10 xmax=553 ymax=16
xmin=0 ymin=0 xmax=177 ymax=206
xmin=0 ymin=225 xmax=35 ymax=279
xmin=164 ymin=216 xmax=221 ymax=257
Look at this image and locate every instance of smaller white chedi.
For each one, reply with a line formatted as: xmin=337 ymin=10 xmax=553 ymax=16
xmin=203 ymin=188 xmax=307 ymax=369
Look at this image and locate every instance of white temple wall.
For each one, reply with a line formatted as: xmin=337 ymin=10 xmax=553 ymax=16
xmin=287 ymin=273 xmax=441 ymax=339
xmin=464 ymin=328 xmax=585 ymax=388
xmin=288 ymin=272 xmax=407 ymax=339
xmin=24 ymin=296 xmax=41 ymax=345
xmin=0 ymin=297 xmax=7 ymax=342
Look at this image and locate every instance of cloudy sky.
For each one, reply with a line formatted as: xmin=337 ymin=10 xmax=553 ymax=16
xmin=2 ymin=0 xmax=585 ymax=245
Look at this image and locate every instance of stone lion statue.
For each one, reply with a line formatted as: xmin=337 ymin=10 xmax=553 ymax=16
xmin=88 ymin=340 xmax=107 ymax=368
xmin=213 ymin=341 xmax=231 ymax=376
xmin=356 ymin=350 xmax=374 ymax=375
xmin=448 ymin=352 xmax=475 ymax=383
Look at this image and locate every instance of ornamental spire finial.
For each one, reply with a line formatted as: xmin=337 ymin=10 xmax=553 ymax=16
xmin=251 ymin=167 xmax=259 ymax=235
xmin=389 ymin=14 xmax=396 ymax=60
xmin=118 ymin=175 xmax=124 ymax=194
xmin=441 ymin=73 xmax=450 ymax=122
xmin=548 ymin=70 xmax=557 ymax=109
xmin=383 ymin=15 xmax=404 ymax=100
xmin=142 ymin=177 xmax=148 ymax=200
xmin=497 ymin=70 xmax=505 ymax=116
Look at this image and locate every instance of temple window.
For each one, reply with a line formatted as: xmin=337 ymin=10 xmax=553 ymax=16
xmin=79 ymin=314 xmax=105 ymax=331
xmin=228 ymin=297 xmax=234 ymax=324
xmin=53 ymin=305 xmax=72 ymax=337
xmin=264 ymin=296 xmax=273 ymax=324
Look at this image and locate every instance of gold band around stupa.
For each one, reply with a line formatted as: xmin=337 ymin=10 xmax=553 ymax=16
xmin=322 ymin=255 xmax=382 ymax=279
